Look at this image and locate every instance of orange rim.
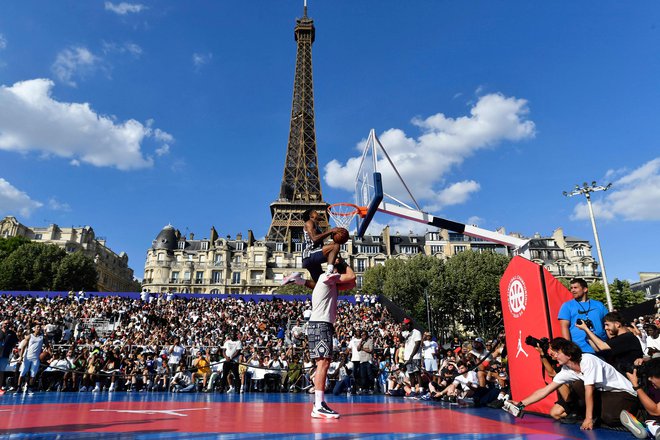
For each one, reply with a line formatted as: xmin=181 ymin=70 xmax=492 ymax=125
xmin=328 ymin=203 xmax=368 ymax=219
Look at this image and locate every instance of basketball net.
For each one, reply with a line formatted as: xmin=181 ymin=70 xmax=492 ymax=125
xmin=327 ymin=203 xmax=367 ymax=230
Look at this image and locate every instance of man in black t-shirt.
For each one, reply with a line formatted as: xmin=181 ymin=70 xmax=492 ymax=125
xmin=576 ymin=311 xmax=643 ymax=375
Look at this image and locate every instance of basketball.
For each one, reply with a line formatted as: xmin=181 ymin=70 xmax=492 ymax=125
xmin=332 ymin=227 xmax=350 ymax=244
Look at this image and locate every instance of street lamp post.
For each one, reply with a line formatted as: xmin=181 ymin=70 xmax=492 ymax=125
xmin=563 ymin=181 xmax=613 ymax=311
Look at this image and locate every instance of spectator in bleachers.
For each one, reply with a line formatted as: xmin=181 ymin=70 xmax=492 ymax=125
xmin=422 ymin=332 xmax=439 ymax=375
xmin=171 ymin=365 xmax=195 ymax=393
xmin=221 ymin=331 xmax=242 ymax=393
xmin=644 ymin=323 xmax=660 ymax=357
xmin=167 ymin=337 xmax=185 ymax=374
xmin=401 ymin=318 xmax=422 ymax=395
xmin=191 ymin=349 xmax=211 ymax=391
xmin=0 ymin=320 xmax=19 ymax=390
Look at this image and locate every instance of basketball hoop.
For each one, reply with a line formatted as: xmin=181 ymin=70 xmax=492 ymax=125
xmin=327 ymin=203 xmax=368 ymax=230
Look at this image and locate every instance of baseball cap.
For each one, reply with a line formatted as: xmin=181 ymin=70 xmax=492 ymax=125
xmin=403 ymin=318 xmax=412 ymax=324
xmin=474 ymin=337 xmax=484 ymax=343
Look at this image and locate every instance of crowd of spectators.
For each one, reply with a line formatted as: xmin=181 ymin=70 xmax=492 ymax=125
xmin=0 ymin=292 xmax=515 ymax=407
xmin=1 ymin=293 xmax=503 ymax=398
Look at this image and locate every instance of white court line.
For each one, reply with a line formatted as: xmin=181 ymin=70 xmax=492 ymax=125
xmin=90 ymin=407 xmax=211 ymax=417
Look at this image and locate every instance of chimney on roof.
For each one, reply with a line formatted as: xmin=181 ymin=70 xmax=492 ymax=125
xmin=189 ymin=232 xmax=194 ymax=240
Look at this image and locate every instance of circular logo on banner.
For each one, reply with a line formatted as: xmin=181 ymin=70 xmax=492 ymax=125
xmin=507 ymin=276 xmax=527 ymax=318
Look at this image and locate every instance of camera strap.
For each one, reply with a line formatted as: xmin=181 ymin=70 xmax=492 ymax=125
xmin=575 ymin=299 xmax=592 ymax=315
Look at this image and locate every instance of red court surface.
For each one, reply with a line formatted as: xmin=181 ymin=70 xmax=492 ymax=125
xmin=0 ymin=392 xmax=635 ymax=439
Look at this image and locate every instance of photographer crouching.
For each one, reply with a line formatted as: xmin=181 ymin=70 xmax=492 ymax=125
xmin=620 ymin=358 xmax=660 ymax=439
xmin=509 ymin=337 xmax=638 ymax=430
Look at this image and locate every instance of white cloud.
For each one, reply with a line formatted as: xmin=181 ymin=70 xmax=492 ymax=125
xmin=153 ymin=128 xmax=174 ymax=143
xmin=104 ymin=2 xmax=147 ymax=15
xmin=51 ymin=46 xmax=102 ymax=87
xmin=155 ymin=144 xmax=170 ymax=156
xmin=102 ymin=41 xmax=143 ymax=58
xmin=0 ymin=178 xmax=43 ymax=217
xmin=427 ymin=180 xmax=481 ymax=211
xmin=193 ymin=52 xmax=213 ymax=70
xmin=466 ymin=215 xmax=484 ymax=226
xmin=0 ymin=34 xmax=7 ymax=50
xmin=0 ymin=78 xmax=173 ymax=170
xmin=48 ymin=197 xmax=71 ymax=212
xmin=571 ymin=158 xmax=660 ymax=222
xmin=325 ymin=93 xmax=535 ymax=209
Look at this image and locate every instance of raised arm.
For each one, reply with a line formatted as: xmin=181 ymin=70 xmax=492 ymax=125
xmin=575 ymin=321 xmax=610 ymax=351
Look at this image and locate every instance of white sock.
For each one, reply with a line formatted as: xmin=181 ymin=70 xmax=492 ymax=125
xmin=315 ymin=390 xmax=324 ymax=407
xmin=326 ymin=264 xmax=334 ymax=274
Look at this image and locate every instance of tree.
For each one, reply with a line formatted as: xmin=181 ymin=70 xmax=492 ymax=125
xmin=588 ymin=279 xmax=645 ymax=311
xmin=382 ymin=257 xmax=418 ymax=313
xmin=0 ymin=236 xmax=30 ymax=263
xmin=0 ymin=242 xmax=66 ymax=290
xmin=53 ymin=252 xmax=98 ymax=291
xmin=362 ymin=263 xmax=385 ymax=296
xmin=276 ymin=283 xmax=311 ymax=295
xmin=440 ymin=251 xmax=511 ymax=338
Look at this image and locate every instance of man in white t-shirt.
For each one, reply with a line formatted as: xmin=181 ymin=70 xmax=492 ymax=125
xmin=511 ymin=337 xmax=638 ymax=430
xmin=402 ymin=318 xmax=422 ymax=392
xmin=644 ymin=324 xmax=660 ymax=357
xmin=348 ymin=334 xmax=362 ymax=392
xmin=307 ymin=258 xmax=355 ymax=419
xmin=422 ymin=332 xmax=439 ymax=374
xmin=221 ymin=331 xmax=242 ymax=393
xmin=167 ymin=337 xmax=185 ymax=374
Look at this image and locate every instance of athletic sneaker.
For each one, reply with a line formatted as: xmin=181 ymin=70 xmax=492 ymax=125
xmin=501 ymin=400 xmax=523 ymax=418
xmin=323 ymin=273 xmax=341 ymax=285
xmin=311 ymin=402 xmax=340 ymax=419
xmin=282 ymin=272 xmax=305 ymax=286
xmin=620 ymin=410 xmax=648 ymax=439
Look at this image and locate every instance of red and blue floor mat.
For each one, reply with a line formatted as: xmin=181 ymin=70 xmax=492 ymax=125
xmin=0 ymin=392 xmax=634 ymax=439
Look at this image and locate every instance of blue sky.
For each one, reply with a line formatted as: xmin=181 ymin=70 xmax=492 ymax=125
xmin=1 ymin=1 xmax=659 ymax=282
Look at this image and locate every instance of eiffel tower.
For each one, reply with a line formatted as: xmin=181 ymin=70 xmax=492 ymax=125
xmin=267 ymin=4 xmax=328 ymax=245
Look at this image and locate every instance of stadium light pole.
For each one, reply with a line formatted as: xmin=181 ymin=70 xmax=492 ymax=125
xmin=563 ymin=181 xmax=613 ymax=311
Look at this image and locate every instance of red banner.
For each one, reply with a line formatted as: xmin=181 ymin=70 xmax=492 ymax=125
xmin=499 ymin=256 xmax=572 ymax=414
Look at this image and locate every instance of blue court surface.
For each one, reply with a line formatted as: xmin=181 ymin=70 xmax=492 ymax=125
xmin=0 ymin=391 xmax=636 ymax=439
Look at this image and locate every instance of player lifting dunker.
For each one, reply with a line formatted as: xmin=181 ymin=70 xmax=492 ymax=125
xmin=308 ymin=257 xmax=356 ymax=418
xmin=282 ymin=208 xmax=341 ymax=288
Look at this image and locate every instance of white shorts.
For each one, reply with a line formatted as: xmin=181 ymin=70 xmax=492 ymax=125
xmin=20 ymin=358 xmax=40 ymax=377
xmin=424 ymin=358 xmax=438 ymax=372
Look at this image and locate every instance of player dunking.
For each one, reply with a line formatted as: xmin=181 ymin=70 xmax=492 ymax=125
xmin=282 ymin=208 xmax=341 ymax=288
xmin=307 ymin=257 xmax=356 ymax=418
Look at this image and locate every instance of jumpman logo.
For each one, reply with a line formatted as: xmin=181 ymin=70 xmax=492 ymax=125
xmin=516 ymin=330 xmax=528 ymax=358
xmin=91 ymin=407 xmax=211 ymax=417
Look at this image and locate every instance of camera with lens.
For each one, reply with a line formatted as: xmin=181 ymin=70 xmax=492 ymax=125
xmin=576 ymin=318 xmax=594 ymax=330
xmin=524 ymin=335 xmax=550 ymax=352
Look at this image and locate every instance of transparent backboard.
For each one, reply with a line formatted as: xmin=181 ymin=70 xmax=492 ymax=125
xmin=355 ymin=172 xmax=383 ymax=238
